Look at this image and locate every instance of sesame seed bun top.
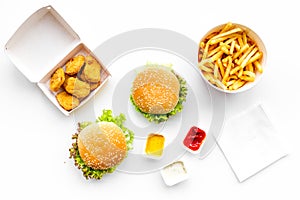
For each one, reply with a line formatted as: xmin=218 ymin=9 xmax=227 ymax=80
xmin=77 ymin=122 xmax=127 ymax=170
xmin=131 ymin=66 xmax=180 ymax=114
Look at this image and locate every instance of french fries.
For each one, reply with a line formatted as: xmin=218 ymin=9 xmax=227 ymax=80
xmin=198 ymin=22 xmax=264 ymax=91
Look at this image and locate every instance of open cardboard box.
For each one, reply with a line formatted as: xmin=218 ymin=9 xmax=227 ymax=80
xmin=4 ymin=5 xmax=111 ymax=116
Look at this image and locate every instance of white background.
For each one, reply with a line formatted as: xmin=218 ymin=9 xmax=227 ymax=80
xmin=1 ymin=0 xmax=299 ymax=199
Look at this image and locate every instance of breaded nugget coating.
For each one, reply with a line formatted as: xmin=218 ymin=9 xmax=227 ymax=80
xmin=56 ymin=91 xmax=79 ymax=111
xmin=64 ymin=77 xmax=90 ymax=99
xmin=50 ymin=67 xmax=65 ymax=92
xmin=81 ymin=55 xmax=101 ymax=83
xmin=89 ymin=81 xmax=101 ymax=91
xmin=65 ymin=55 xmax=85 ymax=76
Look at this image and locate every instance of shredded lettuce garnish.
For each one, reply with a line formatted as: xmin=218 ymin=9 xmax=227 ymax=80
xmin=130 ymin=71 xmax=188 ymax=123
xmin=69 ymin=109 xmax=134 ymax=180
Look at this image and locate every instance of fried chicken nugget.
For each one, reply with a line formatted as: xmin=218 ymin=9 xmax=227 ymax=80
xmin=80 ymin=55 xmax=101 ymax=83
xmin=65 ymin=55 xmax=85 ymax=76
xmin=50 ymin=67 xmax=65 ymax=92
xmin=56 ymin=91 xmax=80 ymax=111
xmin=89 ymin=81 xmax=101 ymax=91
xmin=64 ymin=77 xmax=90 ymax=99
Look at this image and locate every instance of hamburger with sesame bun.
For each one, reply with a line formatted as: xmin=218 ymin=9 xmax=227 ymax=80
xmin=130 ymin=65 xmax=188 ymax=123
xmin=77 ymin=122 xmax=127 ymax=170
xmin=69 ymin=110 xmax=134 ymax=180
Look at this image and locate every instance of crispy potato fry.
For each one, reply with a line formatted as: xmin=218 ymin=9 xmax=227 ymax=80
xmin=229 ymin=66 xmax=239 ymax=75
xmin=237 ymin=45 xmax=255 ymax=65
xmin=242 ymin=48 xmax=258 ymax=68
xmin=208 ymin=46 xmax=222 ymax=57
xmin=245 ymin=62 xmax=253 ymax=72
xmin=211 ymin=51 xmax=224 ymax=62
xmin=234 ymin=43 xmax=241 ymax=51
xmin=220 ymin=22 xmax=233 ymax=33
xmin=209 ymin=33 xmax=240 ymax=45
xmin=230 ymin=40 xmax=235 ymax=55
xmin=215 ymin=79 xmax=227 ymax=90
xmin=240 ymin=70 xmax=256 ymax=82
xmin=238 ymin=37 xmax=244 ymax=47
xmin=230 ymin=79 xmax=245 ymax=90
xmin=206 ymin=31 xmax=219 ymax=40
xmin=228 ymin=75 xmax=238 ymax=81
xmin=199 ymin=63 xmax=213 ymax=73
xmin=198 ymin=22 xmax=264 ymax=91
xmin=224 ymin=37 xmax=237 ymax=45
xmin=221 ymin=45 xmax=230 ymax=55
xmin=209 ymin=37 xmax=229 ymax=45
xmin=202 ymin=43 xmax=210 ymax=59
xmin=222 ymin=56 xmax=232 ymax=84
xmin=243 ymin=32 xmax=247 ymax=45
xmin=233 ymin=43 xmax=249 ymax=60
xmin=243 ymin=70 xmax=256 ymax=78
xmin=248 ymin=51 xmax=262 ymax=64
xmin=225 ymin=80 xmax=235 ymax=87
xmin=211 ymin=27 xmax=243 ymax=40
xmin=248 ymin=63 xmax=254 ymax=72
xmin=254 ymin=61 xmax=263 ymax=73
xmin=213 ymin=63 xmax=219 ymax=79
xmin=202 ymin=71 xmax=215 ymax=84
xmin=217 ymin=58 xmax=225 ymax=77
xmin=200 ymin=41 xmax=205 ymax=49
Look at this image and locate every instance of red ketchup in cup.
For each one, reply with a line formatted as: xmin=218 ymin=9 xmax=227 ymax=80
xmin=183 ymin=126 xmax=206 ymax=153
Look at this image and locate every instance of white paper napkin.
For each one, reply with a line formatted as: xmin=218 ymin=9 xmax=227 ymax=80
xmin=218 ymin=104 xmax=287 ymax=182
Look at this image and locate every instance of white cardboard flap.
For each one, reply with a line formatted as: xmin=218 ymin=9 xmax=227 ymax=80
xmin=5 ymin=5 xmax=80 ymax=82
